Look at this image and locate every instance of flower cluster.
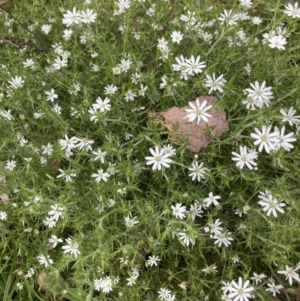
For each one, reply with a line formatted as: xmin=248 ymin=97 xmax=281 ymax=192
xmin=94 ymin=275 xmax=120 ymax=293
xmin=62 ymin=7 xmax=97 ymax=27
xmin=172 ymin=55 xmax=206 ymax=80
xmin=43 ymin=204 xmax=64 ymax=229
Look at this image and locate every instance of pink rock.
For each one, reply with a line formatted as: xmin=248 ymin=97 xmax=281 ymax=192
xmin=161 ymin=96 xmax=229 ymax=152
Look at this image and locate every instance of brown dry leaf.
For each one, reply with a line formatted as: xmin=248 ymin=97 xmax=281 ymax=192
xmin=161 ymin=96 xmax=229 ymax=153
xmin=0 ymin=175 xmax=6 ymax=186
xmin=0 ymin=193 xmax=9 ymax=204
xmin=0 ymin=0 xmax=11 ymax=5
xmin=49 ymin=160 xmax=60 ymax=171
xmin=37 ymin=273 xmax=51 ymax=290
xmin=178 ymin=281 xmax=188 ymax=291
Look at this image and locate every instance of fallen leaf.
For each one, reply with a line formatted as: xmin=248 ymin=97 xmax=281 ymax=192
xmin=160 ymin=96 xmax=229 ymax=152
xmin=0 ymin=193 xmax=9 ymax=204
xmin=0 ymin=0 xmax=11 ymax=5
xmin=178 ymin=281 xmax=188 ymax=291
xmin=49 ymin=160 xmax=60 ymax=171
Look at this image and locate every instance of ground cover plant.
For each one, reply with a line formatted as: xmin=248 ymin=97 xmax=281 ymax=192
xmin=1 ymin=0 xmax=300 ymax=300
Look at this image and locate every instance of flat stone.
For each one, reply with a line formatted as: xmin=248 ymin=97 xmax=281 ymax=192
xmin=161 ymin=96 xmax=229 ymax=152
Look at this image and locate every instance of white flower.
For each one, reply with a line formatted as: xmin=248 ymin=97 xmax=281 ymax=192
xmin=43 ymin=216 xmax=57 ymax=229
xmin=0 ymin=211 xmax=7 ymax=221
xmin=37 ymin=254 xmax=53 ymax=268
xmin=92 ymin=64 xmax=100 ymax=72
xmin=157 ymin=37 xmax=169 ymax=51
xmin=63 ymin=29 xmax=73 ymax=40
xmin=162 ymin=144 xmax=176 ymax=157
xmin=239 ymin=0 xmax=252 ymax=8
xmin=8 ymin=76 xmax=24 ymax=89
xmin=131 ymin=268 xmax=139 ymax=278
xmin=48 ymin=235 xmax=63 ymax=248
xmin=203 ymin=192 xmax=221 ymax=208
xmin=232 ymin=255 xmax=240 ymax=263
xmin=52 ymin=103 xmax=62 ymax=115
xmin=24 ymin=268 xmax=35 ymax=278
xmin=218 ymin=9 xmax=239 ymax=26
xmin=228 ymin=277 xmax=254 ymax=301
xmin=244 ymin=63 xmax=252 ymax=75
xmin=146 ymin=255 xmax=160 ymax=267
xmin=91 ymin=148 xmax=107 ymax=163
xmin=16 ymin=283 xmax=23 ymax=290
xmin=117 ymin=59 xmax=132 ymax=73
xmin=76 ymin=137 xmax=94 ymax=151
xmin=124 ymin=215 xmax=139 ymax=228
xmin=268 ymin=35 xmax=287 ymax=50
xmin=171 ymin=203 xmax=186 ymax=219
xmin=213 ymin=231 xmax=233 ymax=248
xmin=5 ymin=160 xmax=17 ymax=171
xmin=284 ymin=2 xmax=300 ymax=19
xmin=52 ymin=56 xmax=68 ymax=70
xmin=94 ymin=277 xmax=113 ymax=293
xmin=107 ymin=162 xmax=116 ymax=175
xmin=62 ymin=237 xmax=80 ymax=259
xmin=180 ymin=10 xmax=196 ymax=25
xmin=33 ymin=110 xmax=44 ymax=119
xmin=115 ymin=0 xmax=131 ymax=15
xmin=160 ymin=75 xmax=168 ymax=89
xmin=205 ymin=73 xmax=226 ymax=94
xmin=273 ymin=126 xmax=296 ymax=151
xmin=178 ymin=230 xmax=195 ymax=246
xmin=172 ymin=55 xmax=188 ymax=73
xmin=56 ymin=168 xmax=77 ymax=183
xmin=251 ymin=273 xmax=267 ymax=284
xmin=171 ymin=30 xmax=183 ymax=44
xmin=189 ymin=202 xmax=203 ymax=221
xmin=188 ymin=161 xmax=207 ymax=182
xmin=79 ymin=9 xmax=97 ymax=23
xmin=185 ymin=55 xmax=206 ymax=75
xmin=88 ymin=107 xmax=100 ymax=122
xmin=280 ymin=107 xmax=300 ymax=126
xmin=202 ymin=264 xmax=218 ymax=275
xmin=158 ymin=288 xmax=172 ymax=301
xmin=278 ymin=265 xmax=300 ymax=286
xmin=41 ymin=24 xmax=52 ymax=34
xmin=232 ymin=145 xmax=258 ymax=169
xmin=221 ymin=281 xmax=232 ymax=295
xmin=138 ymin=84 xmax=148 ymax=96
xmin=252 ymin=16 xmax=262 ymax=25
xmin=68 ymin=82 xmax=80 ymax=95
xmin=45 ymin=89 xmax=58 ymax=102
xmin=94 ymin=97 xmax=111 ymax=112
xmin=59 ymin=135 xmax=79 ymax=152
xmin=244 ymin=81 xmax=273 ymax=108
xmin=266 ymin=282 xmax=283 ymax=296
xmin=126 ymin=274 xmax=138 ymax=286
xmin=91 ymin=169 xmax=110 ymax=182
xmin=62 ymin=7 xmax=81 ymax=27
xmin=124 ymin=89 xmax=137 ymax=102
xmin=258 ymin=193 xmax=285 ymax=217
xmin=145 ymin=146 xmax=172 ymax=171
xmin=41 ymin=143 xmax=53 ymax=156
xmin=104 ymin=84 xmax=118 ymax=95
xmin=22 ymin=58 xmax=35 ymax=69
xmin=48 ymin=204 xmax=64 ymax=221
xmin=0 ymin=109 xmax=13 ymax=120
xmin=131 ymin=72 xmax=141 ymax=84
xmin=250 ymin=126 xmax=276 ymax=153
xmin=184 ymin=98 xmax=212 ymax=124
